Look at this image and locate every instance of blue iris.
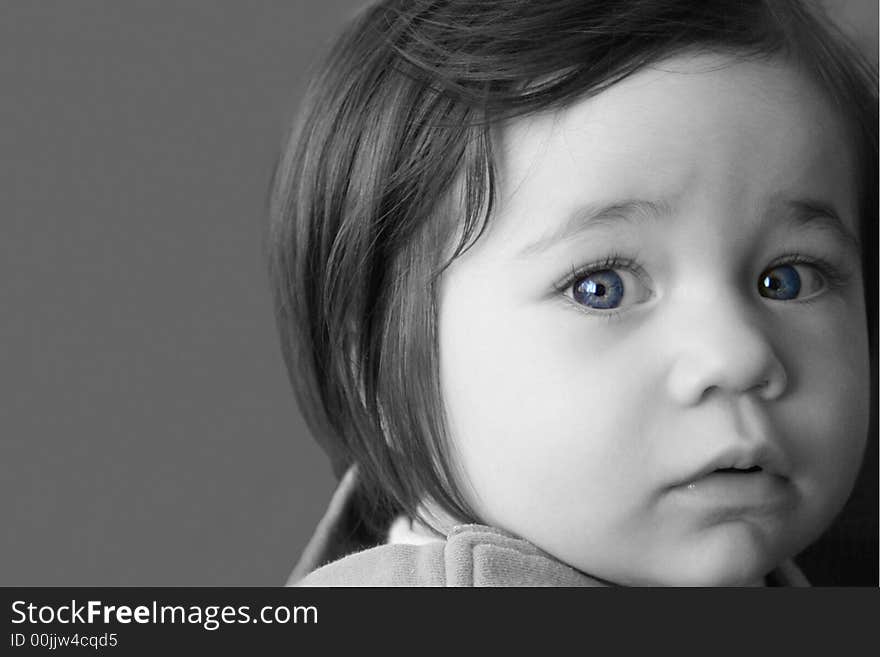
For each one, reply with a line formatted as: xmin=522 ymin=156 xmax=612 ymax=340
xmin=759 ymin=264 xmax=801 ymax=300
xmin=573 ymin=270 xmax=624 ymax=309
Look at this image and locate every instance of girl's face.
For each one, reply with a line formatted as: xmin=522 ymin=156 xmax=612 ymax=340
xmin=437 ymin=54 xmax=869 ymax=586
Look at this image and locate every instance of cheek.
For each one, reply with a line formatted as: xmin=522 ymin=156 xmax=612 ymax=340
xmin=776 ymin=303 xmax=870 ymax=511
xmin=438 ymin=288 xmax=651 ymax=523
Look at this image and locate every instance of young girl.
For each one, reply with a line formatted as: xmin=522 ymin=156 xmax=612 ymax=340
xmin=269 ymin=0 xmax=877 ymax=586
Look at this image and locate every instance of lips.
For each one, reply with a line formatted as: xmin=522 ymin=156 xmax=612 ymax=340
xmin=674 ymin=441 xmax=793 ymax=512
xmin=679 ymin=469 xmax=792 ymax=513
xmin=683 ymin=441 xmax=790 ymax=485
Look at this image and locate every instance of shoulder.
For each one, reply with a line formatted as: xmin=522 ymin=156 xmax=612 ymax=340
xmin=293 ymin=524 xmax=603 ymax=587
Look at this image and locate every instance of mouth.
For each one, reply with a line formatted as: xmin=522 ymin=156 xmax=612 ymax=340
xmin=674 ymin=446 xmax=793 ymax=512
xmin=683 ymin=441 xmax=790 ymax=484
xmin=711 ymin=465 xmax=763 ymax=475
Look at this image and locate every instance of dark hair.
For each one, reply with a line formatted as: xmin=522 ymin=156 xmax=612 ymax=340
xmin=268 ymin=0 xmax=877 ymax=532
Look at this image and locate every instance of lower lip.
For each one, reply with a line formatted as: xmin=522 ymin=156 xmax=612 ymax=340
xmin=674 ymin=471 xmax=793 ymax=515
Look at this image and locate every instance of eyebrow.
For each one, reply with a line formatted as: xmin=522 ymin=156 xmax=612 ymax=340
xmin=517 ymin=196 xmax=860 ymax=257
xmin=517 ymin=199 xmax=673 ymax=257
xmin=778 ymin=199 xmax=861 ymax=252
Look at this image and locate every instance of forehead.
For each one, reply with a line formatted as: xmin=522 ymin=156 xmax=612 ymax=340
xmin=484 ymin=53 xmax=859 ymax=252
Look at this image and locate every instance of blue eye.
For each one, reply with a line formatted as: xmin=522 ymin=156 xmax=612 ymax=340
xmin=572 ymin=269 xmax=625 ymax=309
xmin=758 ymin=263 xmax=825 ymax=300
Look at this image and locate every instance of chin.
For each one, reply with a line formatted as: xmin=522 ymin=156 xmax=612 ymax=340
xmin=663 ymin=524 xmax=790 ymax=587
xmin=666 ymin=560 xmax=772 ymax=587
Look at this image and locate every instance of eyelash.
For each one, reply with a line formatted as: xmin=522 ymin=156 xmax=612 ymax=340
xmin=554 ymin=251 xmax=850 ymax=317
xmin=554 ymin=253 xmax=644 ymax=292
xmin=762 ymin=252 xmax=849 ymax=292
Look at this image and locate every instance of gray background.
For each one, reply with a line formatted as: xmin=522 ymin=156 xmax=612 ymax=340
xmin=2 ymin=1 xmax=876 ymax=586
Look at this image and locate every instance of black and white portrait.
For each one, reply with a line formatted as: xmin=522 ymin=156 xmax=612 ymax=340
xmin=4 ymin=0 xmax=877 ymax=589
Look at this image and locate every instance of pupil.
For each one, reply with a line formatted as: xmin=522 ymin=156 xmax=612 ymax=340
xmin=587 ymin=281 xmax=606 ymax=297
xmin=763 ymin=275 xmax=780 ymax=291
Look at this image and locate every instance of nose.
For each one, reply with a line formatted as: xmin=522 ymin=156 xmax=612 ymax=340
xmin=664 ymin=291 xmax=788 ymax=406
